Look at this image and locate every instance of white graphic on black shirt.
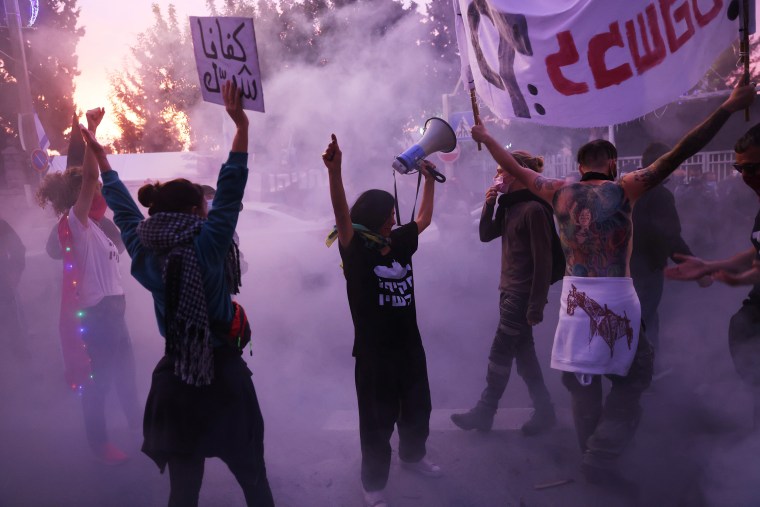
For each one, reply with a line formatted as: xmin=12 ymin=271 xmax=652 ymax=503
xmin=374 ymin=261 xmax=413 ymax=307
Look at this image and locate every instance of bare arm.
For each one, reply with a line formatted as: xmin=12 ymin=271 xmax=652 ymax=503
xmin=414 ymin=160 xmax=436 ymax=234
xmin=322 ymin=134 xmax=353 ymax=248
xmin=72 ymin=108 xmax=105 ymax=226
xmin=471 ymin=123 xmax=564 ymax=204
xmin=713 ymin=264 xmax=760 ymax=286
xmin=223 ymin=81 xmax=249 ymax=153
xmin=665 ymin=247 xmax=755 ymax=281
xmin=622 ymin=83 xmax=756 ymax=202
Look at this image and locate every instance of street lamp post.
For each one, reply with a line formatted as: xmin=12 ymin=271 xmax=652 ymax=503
xmin=4 ymin=0 xmax=39 ymax=154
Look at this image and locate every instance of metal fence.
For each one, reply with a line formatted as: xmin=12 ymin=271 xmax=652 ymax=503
xmin=543 ymin=150 xmax=736 ymax=181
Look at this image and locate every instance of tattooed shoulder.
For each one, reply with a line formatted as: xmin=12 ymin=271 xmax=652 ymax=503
xmin=631 ymin=165 xmax=664 ymax=191
xmin=534 ymin=176 xmax=562 ymax=192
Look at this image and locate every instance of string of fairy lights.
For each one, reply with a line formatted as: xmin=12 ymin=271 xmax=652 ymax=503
xmin=60 ymin=216 xmax=94 ymax=394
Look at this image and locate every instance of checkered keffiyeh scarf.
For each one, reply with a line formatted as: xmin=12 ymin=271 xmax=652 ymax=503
xmin=137 ymin=212 xmax=242 ymax=386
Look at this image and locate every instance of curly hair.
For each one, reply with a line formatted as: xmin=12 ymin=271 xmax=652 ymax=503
xmin=36 ymin=166 xmax=83 ymax=216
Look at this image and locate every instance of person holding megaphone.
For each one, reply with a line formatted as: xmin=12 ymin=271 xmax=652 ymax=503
xmin=323 ymin=134 xmax=441 ymax=507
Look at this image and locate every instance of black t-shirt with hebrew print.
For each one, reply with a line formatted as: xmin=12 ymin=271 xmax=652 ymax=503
xmin=339 ymin=222 xmax=422 ymax=357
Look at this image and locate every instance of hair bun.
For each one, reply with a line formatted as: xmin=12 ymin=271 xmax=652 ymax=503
xmin=138 ymin=183 xmax=159 ymax=207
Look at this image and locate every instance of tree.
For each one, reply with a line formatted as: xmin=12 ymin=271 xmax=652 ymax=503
xmin=109 ymin=0 xmax=459 ymax=153
xmin=0 ymin=0 xmax=83 ymax=151
xmin=109 ymin=4 xmax=199 ymax=153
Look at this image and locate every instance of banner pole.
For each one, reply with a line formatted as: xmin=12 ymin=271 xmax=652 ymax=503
xmin=470 ymin=87 xmax=481 ymax=151
xmin=742 ymin=0 xmax=751 ymax=121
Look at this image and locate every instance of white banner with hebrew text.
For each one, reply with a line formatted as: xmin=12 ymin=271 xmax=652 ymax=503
xmin=454 ymin=0 xmax=739 ymax=127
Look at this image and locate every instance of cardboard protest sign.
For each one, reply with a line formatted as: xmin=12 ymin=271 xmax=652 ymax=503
xmin=190 ymin=16 xmax=265 ymax=112
xmin=453 ymin=0 xmax=737 ymax=127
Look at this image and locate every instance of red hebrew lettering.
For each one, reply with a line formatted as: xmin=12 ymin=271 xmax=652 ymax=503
xmin=546 ymin=31 xmax=590 ymax=96
xmin=692 ymin=0 xmax=722 ymax=27
xmin=625 ymin=4 xmax=666 ymax=74
xmin=588 ymin=22 xmax=633 ymax=89
xmin=660 ymin=0 xmax=696 ymax=53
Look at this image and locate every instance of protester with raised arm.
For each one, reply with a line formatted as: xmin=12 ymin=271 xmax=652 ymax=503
xmin=323 ymin=133 xmax=440 ymax=507
xmin=81 ymin=81 xmax=274 ymax=507
xmin=666 ymin=121 xmax=760 ymax=430
xmin=36 ymin=108 xmax=141 ymax=466
xmin=471 ymin=82 xmax=756 ymax=496
xmin=451 ymin=154 xmax=563 ymax=436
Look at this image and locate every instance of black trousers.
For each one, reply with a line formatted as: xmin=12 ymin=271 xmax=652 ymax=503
xmin=80 ymin=295 xmax=141 ymax=450
xmin=167 ymin=452 xmax=274 ymax=507
xmin=477 ymin=290 xmax=552 ymax=412
xmin=561 ymin=326 xmax=654 ymax=470
xmin=355 ymin=348 xmax=432 ymax=492
xmin=632 ymin=269 xmax=664 ymax=353
xmin=728 ymin=302 xmax=760 ymax=388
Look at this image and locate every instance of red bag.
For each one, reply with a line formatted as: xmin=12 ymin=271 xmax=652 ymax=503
xmin=228 ymin=301 xmax=252 ymax=354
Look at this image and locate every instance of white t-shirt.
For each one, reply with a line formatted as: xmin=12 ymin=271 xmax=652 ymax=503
xmin=550 ymin=276 xmax=641 ymax=377
xmin=67 ymin=210 xmax=124 ymax=308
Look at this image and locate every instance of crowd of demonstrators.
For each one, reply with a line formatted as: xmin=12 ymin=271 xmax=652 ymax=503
xmin=77 ymin=81 xmax=275 ymax=507
xmin=470 ymin=82 xmax=756 ymax=498
xmin=666 ymin=122 xmax=760 ymax=431
xmin=11 ymin=75 xmax=760 ymax=507
xmin=323 ymin=133 xmax=441 ymax=507
xmin=451 ymin=154 xmax=563 ymax=437
xmin=35 ymin=107 xmax=141 ymax=466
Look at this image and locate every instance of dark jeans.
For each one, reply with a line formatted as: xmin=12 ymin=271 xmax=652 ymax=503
xmin=355 ymin=348 xmax=432 ymax=492
xmin=167 ymin=453 xmax=274 ymax=507
xmin=477 ymin=290 xmax=552 ymax=412
xmin=632 ymin=268 xmax=664 ymax=353
xmin=728 ymin=302 xmax=760 ymax=387
xmin=80 ymin=295 xmax=141 ymax=450
xmin=561 ymin=326 xmax=654 ymax=470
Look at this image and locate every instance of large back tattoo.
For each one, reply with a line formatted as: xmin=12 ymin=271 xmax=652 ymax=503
xmin=553 ymin=182 xmax=632 ymax=277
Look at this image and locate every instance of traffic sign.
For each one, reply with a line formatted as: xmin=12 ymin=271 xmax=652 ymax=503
xmin=437 ymin=143 xmax=461 ymax=164
xmin=31 ymin=148 xmax=49 ymax=173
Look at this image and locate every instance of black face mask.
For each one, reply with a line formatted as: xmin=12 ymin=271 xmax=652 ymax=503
xmin=580 ymin=171 xmax=615 ymax=182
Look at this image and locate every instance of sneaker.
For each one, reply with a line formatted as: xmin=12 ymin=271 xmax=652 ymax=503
xmin=521 ymin=406 xmax=556 ymax=436
xmin=362 ymin=487 xmax=388 ymax=507
xmin=94 ymin=442 xmax=129 ymax=466
xmin=401 ymin=456 xmax=442 ymax=478
xmin=450 ymin=407 xmax=494 ymax=432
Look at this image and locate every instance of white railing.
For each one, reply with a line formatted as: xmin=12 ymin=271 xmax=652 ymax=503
xmin=543 ymin=150 xmax=736 ymax=181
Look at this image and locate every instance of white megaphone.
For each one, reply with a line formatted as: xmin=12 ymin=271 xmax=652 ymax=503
xmin=392 ymin=117 xmax=456 ymax=183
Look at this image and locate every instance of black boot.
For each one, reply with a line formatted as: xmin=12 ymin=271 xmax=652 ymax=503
xmin=452 ymin=360 xmax=510 ymax=432
xmin=521 ymin=404 xmax=556 ymax=436
xmin=451 ymin=404 xmax=496 ymax=432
